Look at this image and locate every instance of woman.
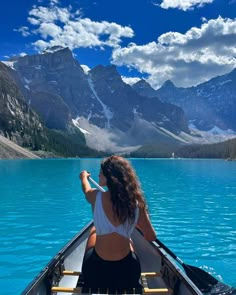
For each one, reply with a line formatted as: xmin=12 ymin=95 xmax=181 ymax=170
xmin=79 ymin=155 xmax=156 ymax=292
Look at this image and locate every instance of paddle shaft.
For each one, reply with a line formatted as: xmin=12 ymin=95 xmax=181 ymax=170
xmin=155 ymin=238 xmax=184 ymax=265
xmin=88 ymin=177 xmax=105 ymax=192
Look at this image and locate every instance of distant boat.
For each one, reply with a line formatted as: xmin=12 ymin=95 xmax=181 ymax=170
xmin=171 ymin=152 xmax=175 ymax=159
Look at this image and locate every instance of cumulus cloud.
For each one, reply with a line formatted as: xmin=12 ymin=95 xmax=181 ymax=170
xmin=19 ymin=52 xmax=27 ymax=57
xmin=14 ymin=26 xmax=31 ymax=37
xmin=121 ymin=76 xmax=141 ymax=85
xmin=21 ymin=4 xmax=134 ymax=51
xmin=157 ymin=0 xmax=214 ymax=11
xmin=112 ymin=16 xmax=236 ymax=88
xmin=50 ymin=0 xmax=59 ymax=4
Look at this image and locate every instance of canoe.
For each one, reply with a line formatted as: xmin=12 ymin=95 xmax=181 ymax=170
xmin=21 ymin=221 xmax=202 ymax=295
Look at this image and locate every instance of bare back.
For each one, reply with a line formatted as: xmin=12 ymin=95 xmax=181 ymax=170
xmin=91 ymin=192 xmax=133 ymax=260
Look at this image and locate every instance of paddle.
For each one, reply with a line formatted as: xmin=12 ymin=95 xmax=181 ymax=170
xmin=88 ymin=176 xmax=236 ymax=294
xmin=88 ymin=176 xmax=106 ymax=192
xmin=154 ymin=238 xmax=236 ymax=294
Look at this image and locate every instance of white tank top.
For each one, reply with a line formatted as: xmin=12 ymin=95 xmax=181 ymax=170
xmin=93 ymin=191 xmax=139 ymax=238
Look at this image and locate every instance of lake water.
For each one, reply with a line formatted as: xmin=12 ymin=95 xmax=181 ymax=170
xmin=0 ymin=158 xmax=235 ymax=294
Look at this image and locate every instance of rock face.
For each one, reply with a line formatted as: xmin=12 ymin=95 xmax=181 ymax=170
xmin=0 ymin=59 xmax=92 ymax=157
xmin=5 ymin=47 xmax=189 ymax=151
xmin=0 ymin=62 xmax=45 ymax=149
xmin=133 ymin=70 xmax=236 ymax=131
xmin=4 ymin=46 xmax=235 ymax=154
xmin=88 ymin=65 xmax=189 ymax=134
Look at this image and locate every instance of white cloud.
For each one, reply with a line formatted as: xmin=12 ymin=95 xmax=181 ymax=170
xmin=38 ymin=22 xmax=62 ymax=38
xmin=121 ymin=76 xmax=141 ymax=85
xmin=112 ymin=16 xmax=236 ymax=88
xmin=14 ymin=26 xmax=31 ymax=37
xmin=16 ymin=2 xmax=236 ymax=89
xmin=50 ymin=0 xmax=59 ymax=4
xmin=21 ymin=4 xmax=134 ymax=51
xmin=81 ymin=64 xmax=91 ymax=74
xmin=19 ymin=52 xmax=27 ymax=57
xmin=29 ymin=5 xmax=71 ymax=23
xmin=158 ymin=0 xmax=214 ymax=11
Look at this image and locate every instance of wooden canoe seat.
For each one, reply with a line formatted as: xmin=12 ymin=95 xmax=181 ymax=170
xmin=141 ymin=273 xmax=173 ymax=294
xmin=51 ymin=271 xmax=173 ymax=294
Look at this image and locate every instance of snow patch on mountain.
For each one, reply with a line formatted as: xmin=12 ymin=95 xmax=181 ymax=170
xmin=2 ymin=61 xmax=16 ymax=70
xmin=218 ymin=79 xmax=232 ymax=87
xmin=88 ymin=76 xmax=113 ymax=128
xmin=23 ymin=77 xmax=31 ymax=90
xmin=81 ymin=65 xmax=90 ymax=74
xmin=158 ymin=127 xmax=189 ymax=143
xmin=42 ymin=46 xmax=65 ymax=54
xmin=208 ymin=126 xmax=236 ymax=135
xmin=34 ymin=65 xmax=42 ymax=70
xmin=72 ymin=118 xmax=90 ymax=134
xmin=187 ymin=123 xmax=236 ymax=144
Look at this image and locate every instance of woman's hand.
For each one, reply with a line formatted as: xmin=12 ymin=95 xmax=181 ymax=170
xmin=79 ymin=170 xmax=91 ymax=180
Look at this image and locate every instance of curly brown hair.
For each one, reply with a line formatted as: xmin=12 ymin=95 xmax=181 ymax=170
xmin=101 ymin=155 xmax=147 ymax=223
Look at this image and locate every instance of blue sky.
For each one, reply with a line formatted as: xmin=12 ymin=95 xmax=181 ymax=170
xmin=0 ymin=0 xmax=236 ymax=89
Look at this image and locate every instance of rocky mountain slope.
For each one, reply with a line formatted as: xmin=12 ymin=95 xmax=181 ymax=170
xmin=2 ymin=47 xmax=190 ymax=153
xmin=0 ymin=134 xmax=40 ymax=159
xmin=0 ymin=60 xmax=101 ymax=157
xmin=0 ymin=62 xmax=46 ymax=149
xmin=133 ymin=69 xmax=236 ymax=132
xmin=2 ymin=46 xmax=235 ymax=155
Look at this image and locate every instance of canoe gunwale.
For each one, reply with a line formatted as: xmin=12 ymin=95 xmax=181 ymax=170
xmin=21 ymin=221 xmax=203 ymax=295
xmin=150 ymin=240 xmax=202 ymax=295
xmin=20 ymin=221 xmax=94 ymax=295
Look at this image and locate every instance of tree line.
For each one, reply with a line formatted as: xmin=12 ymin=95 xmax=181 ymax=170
xmin=130 ymin=138 xmax=236 ymax=159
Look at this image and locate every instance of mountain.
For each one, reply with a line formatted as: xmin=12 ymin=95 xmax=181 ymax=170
xmin=3 ymin=46 xmax=235 ymax=156
xmin=132 ymin=79 xmax=159 ymax=97
xmin=130 ymin=137 xmax=236 ymax=159
xmin=2 ymin=47 xmax=190 ymax=153
xmin=133 ymin=69 xmax=236 ymax=132
xmin=0 ymin=62 xmax=46 ymax=149
xmin=0 ymin=60 xmax=103 ymax=158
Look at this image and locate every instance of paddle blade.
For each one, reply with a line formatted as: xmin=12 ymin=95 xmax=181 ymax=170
xmin=183 ymin=264 xmax=236 ymax=294
xmin=183 ymin=264 xmax=217 ymax=292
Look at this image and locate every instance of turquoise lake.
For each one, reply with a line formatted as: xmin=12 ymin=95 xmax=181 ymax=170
xmin=0 ymin=158 xmax=235 ymax=294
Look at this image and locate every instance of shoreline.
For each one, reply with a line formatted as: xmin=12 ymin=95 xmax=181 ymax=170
xmin=0 ymin=135 xmax=235 ymax=160
xmin=0 ymin=134 xmax=40 ymax=159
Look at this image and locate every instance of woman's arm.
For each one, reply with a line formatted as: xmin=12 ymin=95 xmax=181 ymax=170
xmin=79 ymin=171 xmax=97 ymax=204
xmin=136 ymin=207 xmax=157 ymax=242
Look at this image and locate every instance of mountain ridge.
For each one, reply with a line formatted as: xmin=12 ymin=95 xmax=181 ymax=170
xmin=1 ymin=47 xmax=190 ymax=153
xmin=133 ymin=68 xmax=236 ymax=132
xmin=1 ymin=47 xmax=236 ymax=156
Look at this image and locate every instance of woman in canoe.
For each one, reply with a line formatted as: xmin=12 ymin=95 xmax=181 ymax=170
xmin=79 ymin=155 xmax=156 ymax=291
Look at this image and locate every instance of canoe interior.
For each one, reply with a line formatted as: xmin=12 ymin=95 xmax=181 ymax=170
xmin=21 ymin=222 xmax=202 ymax=295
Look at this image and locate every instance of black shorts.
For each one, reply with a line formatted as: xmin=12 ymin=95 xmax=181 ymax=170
xmin=81 ymin=248 xmax=141 ymax=290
